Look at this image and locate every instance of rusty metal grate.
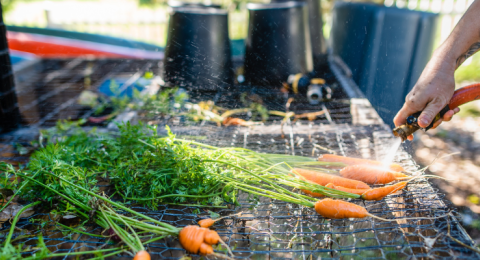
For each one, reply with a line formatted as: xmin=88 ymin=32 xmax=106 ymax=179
xmin=0 ymin=56 xmax=478 ymax=259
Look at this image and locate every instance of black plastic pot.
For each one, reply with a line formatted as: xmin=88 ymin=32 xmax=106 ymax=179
xmin=243 ymin=1 xmax=313 ymax=88
xmin=164 ymin=7 xmax=233 ymax=91
xmin=330 ymin=2 xmax=438 ymax=126
xmin=0 ymin=4 xmax=21 ymax=133
xmin=270 ymin=0 xmax=327 ymax=72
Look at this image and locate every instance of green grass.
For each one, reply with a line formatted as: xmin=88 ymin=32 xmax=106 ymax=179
xmin=455 ymin=55 xmax=480 ymax=84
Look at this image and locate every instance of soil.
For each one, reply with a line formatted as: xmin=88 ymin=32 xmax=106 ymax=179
xmin=411 ymin=113 xmax=480 ymax=244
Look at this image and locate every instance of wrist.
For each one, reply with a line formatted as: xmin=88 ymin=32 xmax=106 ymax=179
xmin=430 ymin=45 xmax=457 ymax=74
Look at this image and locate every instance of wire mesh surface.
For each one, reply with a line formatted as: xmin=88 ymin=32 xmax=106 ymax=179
xmin=0 ymin=57 xmax=478 ymax=259
xmin=14 ymin=58 xmax=161 ymax=127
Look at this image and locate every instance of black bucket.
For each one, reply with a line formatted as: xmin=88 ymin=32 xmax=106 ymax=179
xmin=243 ymin=1 xmax=313 ymax=88
xmin=164 ymin=7 xmax=234 ymax=91
xmin=0 ymin=5 xmax=21 ymax=133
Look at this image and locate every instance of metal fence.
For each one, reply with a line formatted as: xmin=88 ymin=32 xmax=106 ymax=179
xmin=4 ymin=0 xmax=473 ymax=49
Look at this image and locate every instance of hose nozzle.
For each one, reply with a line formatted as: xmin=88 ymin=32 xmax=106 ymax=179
xmin=392 ymin=83 xmax=480 ymax=141
xmin=392 ymin=124 xmax=420 ymax=142
xmin=392 ymin=106 xmax=449 ymax=141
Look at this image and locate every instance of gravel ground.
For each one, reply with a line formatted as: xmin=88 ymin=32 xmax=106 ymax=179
xmin=411 ymin=105 xmax=480 ymax=243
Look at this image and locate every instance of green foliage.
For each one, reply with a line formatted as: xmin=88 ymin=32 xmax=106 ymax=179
xmin=141 ymin=87 xmax=188 ymax=119
xmin=1 ymin=0 xmax=17 ymax=14
xmin=455 ymin=55 xmax=480 ymax=84
xmin=0 ymin=235 xmax=49 ymax=260
xmin=456 ymin=102 xmax=480 ymax=118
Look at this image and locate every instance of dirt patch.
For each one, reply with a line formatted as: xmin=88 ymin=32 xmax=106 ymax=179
xmin=412 ymin=114 xmax=480 ymax=243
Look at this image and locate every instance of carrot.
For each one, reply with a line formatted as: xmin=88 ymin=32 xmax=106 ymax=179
xmin=339 ymin=165 xmax=409 ymax=185
xmin=314 ymin=198 xmax=448 ymax=222
xmin=133 ymin=250 xmax=150 ymax=260
xmin=292 ymin=168 xmax=370 ymax=189
xmin=198 ymin=218 xmax=215 ymax=228
xmin=319 ymin=154 xmax=404 ymax=172
xmin=302 ymin=189 xmax=324 ymax=198
xmin=199 ymin=243 xmax=214 ymax=255
xmin=198 ymin=212 xmax=243 ymax=228
xmin=314 ymin=199 xmax=368 ymax=219
xmin=223 ymin=117 xmax=247 ymax=126
xmin=325 ymin=183 xmax=371 ymax=195
xmin=178 ymin=225 xmax=220 ymax=255
xmin=361 ymin=181 xmax=407 ymax=201
xmin=204 ymin=229 xmax=220 ymax=244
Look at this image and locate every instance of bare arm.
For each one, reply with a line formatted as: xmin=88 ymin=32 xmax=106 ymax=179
xmin=393 ymin=0 xmax=480 ymax=140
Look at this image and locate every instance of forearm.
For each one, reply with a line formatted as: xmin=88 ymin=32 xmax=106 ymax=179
xmin=434 ymin=0 xmax=480 ymax=70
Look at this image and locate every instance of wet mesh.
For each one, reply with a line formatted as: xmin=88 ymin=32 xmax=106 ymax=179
xmin=0 ymin=58 xmax=477 ymax=259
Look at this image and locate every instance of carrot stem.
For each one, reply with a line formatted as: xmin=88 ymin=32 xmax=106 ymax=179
xmin=0 ymin=169 xmax=42 ymax=213
xmin=56 ymin=223 xmax=105 ymax=238
xmin=3 ymin=201 xmax=41 ymax=249
xmin=205 ymin=159 xmax=312 ymax=202
xmin=42 ymin=171 xmax=180 ymax=234
xmin=366 ymin=213 xmax=450 ymax=222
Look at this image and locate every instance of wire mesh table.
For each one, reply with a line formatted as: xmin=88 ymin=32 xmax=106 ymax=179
xmin=0 ymin=56 xmax=478 ymax=259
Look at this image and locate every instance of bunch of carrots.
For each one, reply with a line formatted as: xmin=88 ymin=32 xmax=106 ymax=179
xmin=3 ymin=170 xmax=230 ymax=260
xmin=287 ymin=154 xmax=415 ymax=219
xmin=1 ymin=123 xmax=430 ymax=259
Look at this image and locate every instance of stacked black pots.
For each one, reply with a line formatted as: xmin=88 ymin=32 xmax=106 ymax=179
xmin=243 ymin=1 xmax=313 ymax=88
xmin=164 ymin=7 xmax=234 ymax=91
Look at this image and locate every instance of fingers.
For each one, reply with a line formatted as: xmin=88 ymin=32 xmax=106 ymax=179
xmin=417 ymin=98 xmax=447 ymax=128
xmin=442 ymin=107 xmax=460 ymax=122
xmin=393 ymin=103 xmax=419 ymax=127
xmin=431 ymin=118 xmax=443 ymax=129
xmin=407 ymin=135 xmax=414 ymax=141
xmin=442 ymin=110 xmax=455 ymax=122
xmin=431 ymin=107 xmax=460 ymax=129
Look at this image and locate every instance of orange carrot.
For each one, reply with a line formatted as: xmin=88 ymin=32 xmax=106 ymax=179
xmin=339 ymin=165 xmax=409 ymax=185
xmin=223 ymin=117 xmax=247 ymax=126
xmin=325 ymin=183 xmax=371 ymax=195
xmin=198 ymin=218 xmax=215 ymax=228
xmin=302 ymin=189 xmax=324 ymax=198
xmin=199 ymin=243 xmax=214 ymax=255
xmin=198 ymin=212 xmax=243 ymax=228
xmin=292 ymin=168 xmax=370 ymax=189
xmin=319 ymin=154 xmax=404 ymax=172
xmin=133 ymin=250 xmax=151 ymax=260
xmin=204 ymin=230 xmax=220 ymax=244
xmin=314 ymin=199 xmax=368 ymax=219
xmin=178 ymin=225 xmax=220 ymax=255
xmin=361 ymin=181 xmax=407 ymax=201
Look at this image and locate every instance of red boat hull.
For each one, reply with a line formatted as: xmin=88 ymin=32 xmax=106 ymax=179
xmin=7 ymin=31 xmax=164 ymax=59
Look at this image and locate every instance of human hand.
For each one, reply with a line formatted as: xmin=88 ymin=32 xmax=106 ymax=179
xmin=393 ymin=52 xmax=460 ymax=141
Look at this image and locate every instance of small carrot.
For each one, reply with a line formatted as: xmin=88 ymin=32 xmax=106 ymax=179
xmin=223 ymin=117 xmax=247 ymax=126
xmin=315 ymin=199 xmax=368 ymax=219
xmin=204 ymin=230 xmax=220 ymax=244
xmin=198 ymin=219 xmax=215 ymax=228
xmin=292 ymin=168 xmax=370 ymax=189
xmin=199 ymin=243 xmax=214 ymax=255
xmin=198 ymin=212 xmax=243 ymax=228
xmin=178 ymin=225 xmax=220 ymax=255
xmin=325 ymin=183 xmax=371 ymax=195
xmin=302 ymin=189 xmax=324 ymax=198
xmin=361 ymin=181 xmax=407 ymax=201
xmin=314 ymin=198 xmax=447 ymax=222
xmin=318 ymin=154 xmax=404 ymax=172
xmin=133 ymin=250 xmax=151 ymax=260
xmin=339 ymin=165 xmax=409 ymax=185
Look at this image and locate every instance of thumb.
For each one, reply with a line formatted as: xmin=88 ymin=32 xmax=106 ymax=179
xmin=417 ymin=98 xmax=447 ymax=128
